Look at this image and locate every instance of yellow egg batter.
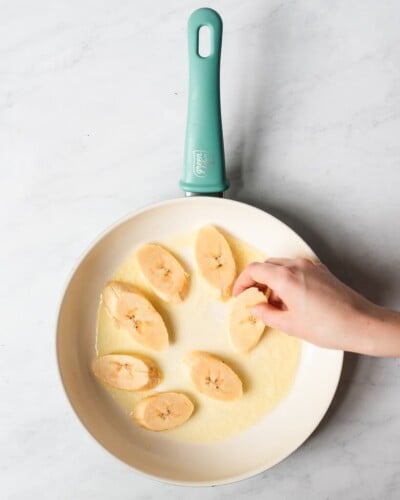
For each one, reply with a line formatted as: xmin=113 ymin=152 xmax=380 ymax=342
xmin=96 ymin=229 xmax=301 ymax=443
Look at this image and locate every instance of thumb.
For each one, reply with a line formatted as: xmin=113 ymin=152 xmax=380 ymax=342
xmin=252 ymin=303 xmax=289 ymax=333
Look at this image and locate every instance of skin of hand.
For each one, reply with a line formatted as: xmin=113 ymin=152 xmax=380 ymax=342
xmin=233 ymin=258 xmax=400 ymax=357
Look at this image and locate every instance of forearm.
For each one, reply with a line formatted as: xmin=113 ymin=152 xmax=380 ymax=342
xmin=355 ymin=305 xmax=400 ymax=357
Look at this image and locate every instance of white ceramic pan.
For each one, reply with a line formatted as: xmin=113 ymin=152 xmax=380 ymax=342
xmin=56 ymin=8 xmax=343 ymax=486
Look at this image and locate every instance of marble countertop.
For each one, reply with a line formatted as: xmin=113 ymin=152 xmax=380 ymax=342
xmin=2 ymin=0 xmax=400 ymax=498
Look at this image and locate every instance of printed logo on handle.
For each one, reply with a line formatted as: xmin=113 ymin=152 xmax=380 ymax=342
xmin=193 ymin=150 xmax=213 ymax=177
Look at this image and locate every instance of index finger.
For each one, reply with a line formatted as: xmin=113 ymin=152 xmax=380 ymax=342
xmin=233 ymin=262 xmax=285 ymax=296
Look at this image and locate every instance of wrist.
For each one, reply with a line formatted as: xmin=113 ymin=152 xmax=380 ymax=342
xmin=354 ymin=304 xmax=400 ymax=357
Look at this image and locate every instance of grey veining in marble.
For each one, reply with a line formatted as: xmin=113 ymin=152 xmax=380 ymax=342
xmin=1 ymin=0 xmax=400 ymax=499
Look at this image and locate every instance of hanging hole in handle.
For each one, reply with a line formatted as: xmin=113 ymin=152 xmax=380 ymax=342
xmin=198 ymin=25 xmax=211 ymax=58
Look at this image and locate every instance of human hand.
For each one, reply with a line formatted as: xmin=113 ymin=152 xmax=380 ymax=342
xmin=233 ymin=258 xmax=400 ymax=355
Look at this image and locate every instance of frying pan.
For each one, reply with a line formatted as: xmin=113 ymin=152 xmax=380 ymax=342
xmin=56 ymin=8 xmax=343 ymax=486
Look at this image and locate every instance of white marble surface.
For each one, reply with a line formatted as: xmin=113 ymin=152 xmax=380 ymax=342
xmin=2 ymin=0 xmax=400 ymax=498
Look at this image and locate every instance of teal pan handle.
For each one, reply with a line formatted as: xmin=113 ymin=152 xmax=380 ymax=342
xmin=180 ymin=8 xmax=229 ymax=196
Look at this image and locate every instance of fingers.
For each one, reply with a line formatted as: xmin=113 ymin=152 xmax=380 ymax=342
xmin=233 ymin=257 xmax=324 ymax=297
xmin=265 ymin=258 xmax=294 ymax=266
xmin=268 ymin=257 xmax=321 ymax=267
xmin=233 ymin=262 xmax=287 ymax=296
xmin=268 ymin=290 xmax=285 ymax=309
xmin=251 ymin=303 xmax=290 ymax=332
